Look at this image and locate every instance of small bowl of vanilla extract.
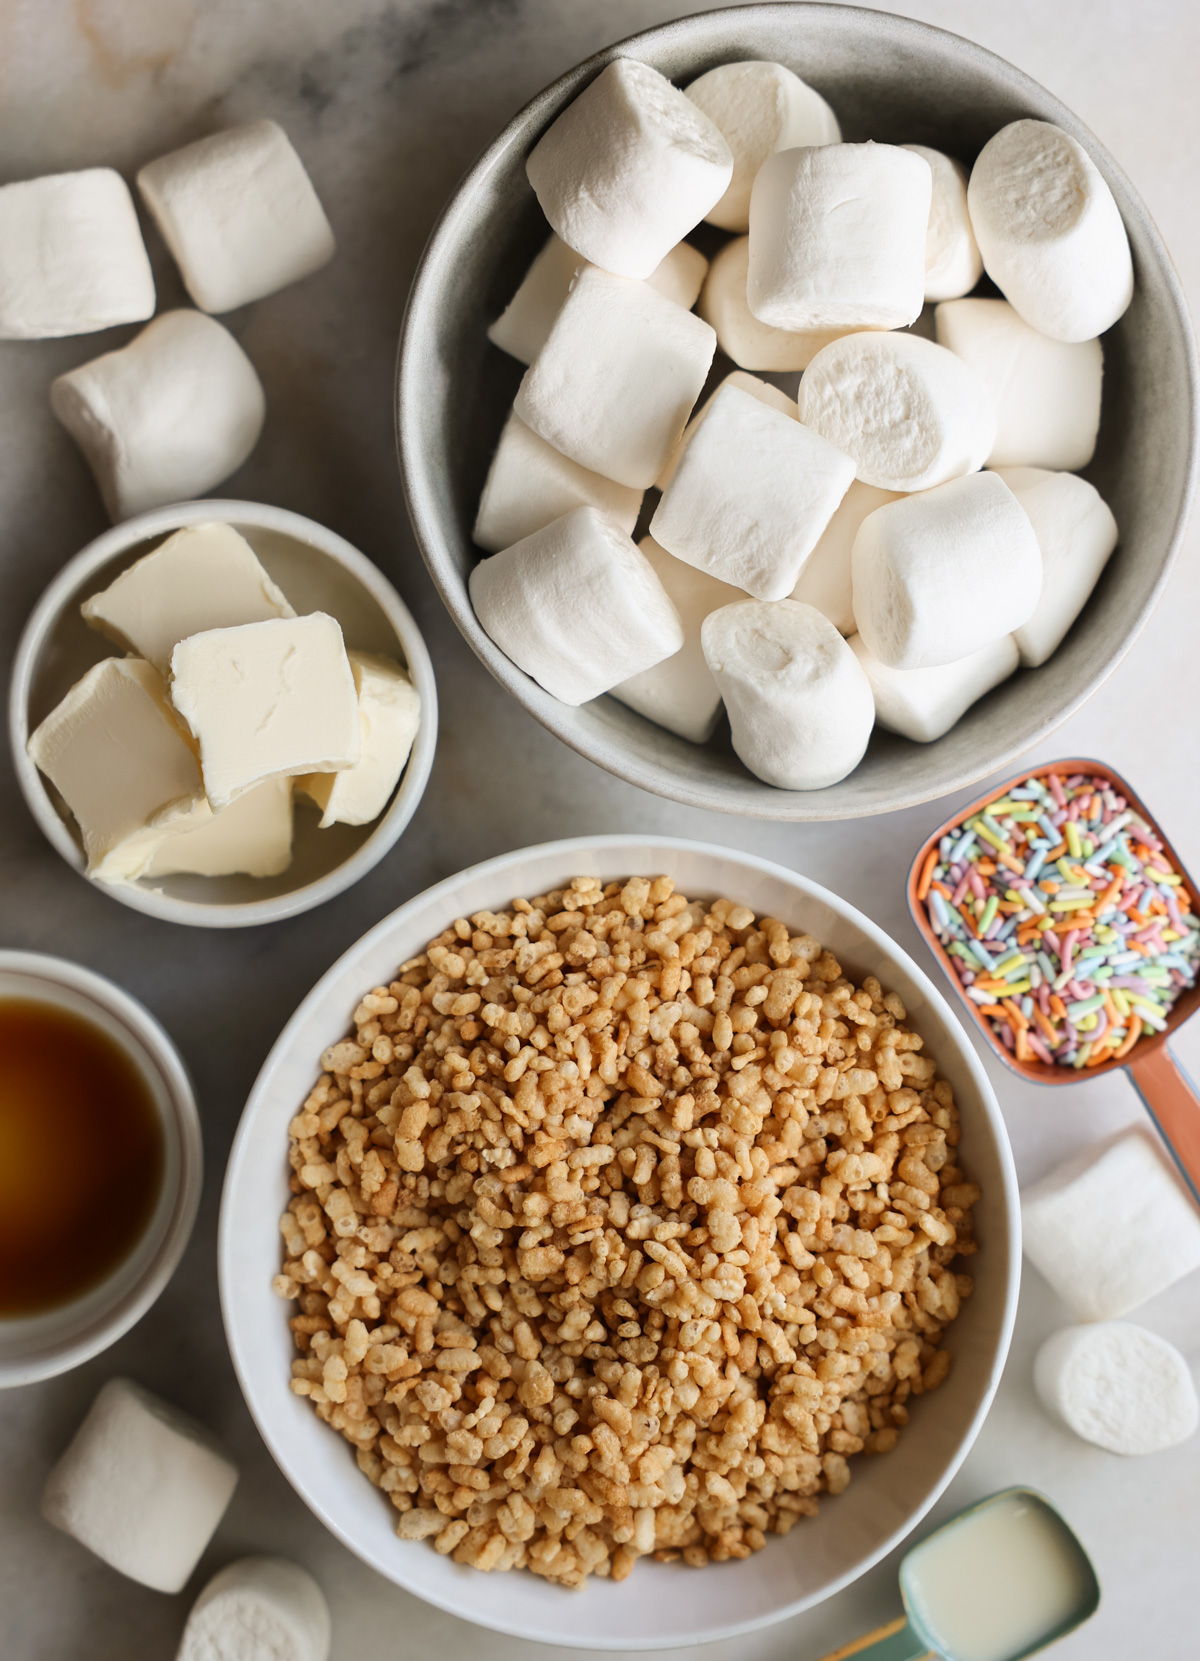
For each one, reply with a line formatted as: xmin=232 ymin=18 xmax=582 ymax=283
xmin=0 ymin=952 xmax=201 ymax=1386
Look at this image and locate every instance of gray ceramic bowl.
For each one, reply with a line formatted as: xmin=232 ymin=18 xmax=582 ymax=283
xmin=397 ymin=3 xmax=1198 ymax=821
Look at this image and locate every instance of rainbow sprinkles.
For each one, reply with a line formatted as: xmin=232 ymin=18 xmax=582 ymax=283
xmin=917 ymin=770 xmax=1200 ymax=1068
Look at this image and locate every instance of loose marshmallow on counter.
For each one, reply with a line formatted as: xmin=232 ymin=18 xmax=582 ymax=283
xmin=849 ymin=631 xmax=1018 ymax=742
xmin=996 ymin=466 xmax=1118 ymax=666
xmin=747 ymin=143 xmax=931 ymax=331
xmin=82 ymin=522 xmax=295 ymax=678
xmin=514 ymin=265 xmax=715 ymax=489
xmin=698 ymin=236 xmax=848 ymax=371
xmin=297 ymin=651 xmax=420 ymax=827
xmin=968 ymin=120 xmax=1133 ymax=343
xmin=610 ymin=535 xmax=745 ymax=743
xmin=790 ymin=480 xmax=901 ymax=635
xmin=851 ymin=470 xmax=1041 ymax=669
xmin=1034 ymin=1322 xmax=1199 ymax=1457
xmin=42 ymin=1377 xmax=239 ymax=1594
xmin=1021 ymin=1129 xmax=1200 ymax=1322
xmin=52 ymin=311 xmax=266 ymax=522
xmin=656 ymin=368 xmax=797 ymax=491
xmin=651 ymin=383 xmax=854 ymax=601
xmin=902 ymin=145 xmax=982 ymax=302
xmin=470 ymin=507 xmax=683 ymax=705
xmin=171 ymin=613 xmax=359 ymax=810
xmin=473 ymin=410 xmax=641 ymax=552
xmin=0 ymin=169 xmax=154 ymax=339
xmin=28 ymin=657 xmax=206 ymax=883
xmin=701 ymin=600 xmax=875 ymax=790
xmin=525 ymin=59 xmax=733 ymax=280
xmin=935 ymin=298 xmax=1102 ymax=470
xmin=684 ymin=60 xmax=840 ymax=232
xmin=145 ymin=776 xmax=295 ymax=879
xmin=138 ymin=119 xmax=335 ymax=313
xmin=487 ymin=233 xmax=707 ymax=364
xmin=177 ymin=1557 xmax=331 ymax=1661
xmin=797 ymin=332 xmax=996 ymax=492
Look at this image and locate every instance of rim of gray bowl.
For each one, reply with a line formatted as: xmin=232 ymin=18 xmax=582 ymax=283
xmin=396 ymin=1 xmax=1199 ymax=823
xmin=10 ymin=499 xmax=439 ymax=929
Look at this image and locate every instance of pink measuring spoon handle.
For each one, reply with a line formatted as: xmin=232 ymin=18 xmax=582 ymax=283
xmin=1127 ymin=1042 xmax=1200 ymax=1206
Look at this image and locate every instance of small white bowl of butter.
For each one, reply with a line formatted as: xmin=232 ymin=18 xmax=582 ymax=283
xmin=10 ymin=500 xmax=438 ymax=928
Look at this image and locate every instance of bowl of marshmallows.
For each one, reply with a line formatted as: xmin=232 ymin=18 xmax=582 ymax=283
xmin=399 ymin=3 xmax=1197 ymax=821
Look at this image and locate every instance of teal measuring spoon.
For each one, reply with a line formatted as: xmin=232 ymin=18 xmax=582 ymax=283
xmin=816 ymin=1488 xmax=1100 ymax=1661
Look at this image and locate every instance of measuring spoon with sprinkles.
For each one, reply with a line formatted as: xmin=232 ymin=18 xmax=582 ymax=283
xmin=908 ymin=758 xmax=1200 ymax=1203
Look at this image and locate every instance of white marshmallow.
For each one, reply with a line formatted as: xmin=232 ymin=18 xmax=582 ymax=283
xmin=51 ymin=311 xmax=266 ymax=522
xmin=634 ymin=243 xmax=708 ymax=312
xmin=698 ymin=236 xmax=849 ymax=371
xmin=469 ymin=507 xmax=683 ymax=705
xmin=995 ymin=466 xmax=1118 ymax=667
xmin=525 ymin=59 xmax=733 ymax=280
xmin=297 ymin=651 xmax=420 ymax=828
xmin=610 ymin=535 xmax=744 ymax=743
xmin=488 ymin=233 xmax=707 ymax=365
xmin=651 ymin=383 xmax=854 ymax=601
xmin=41 ymin=1377 xmax=239 ymax=1594
xmin=473 ymin=410 xmax=641 ymax=552
xmin=138 ymin=119 xmax=335 ymax=314
xmin=747 ymin=143 xmax=931 ymax=331
xmin=145 ymin=777 xmax=295 ymax=879
xmin=797 ymin=332 xmax=996 ymax=492
xmin=790 ymin=480 xmax=901 ymax=634
xmin=684 ymin=60 xmax=841 ymax=232
xmin=935 ymin=298 xmax=1103 ymax=470
xmin=1021 ymin=1130 xmax=1200 ymax=1322
xmin=903 ymin=145 xmax=982 ymax=302
xmin=656 ymin=370 xmax=797 ymax=492
xmin=0 ymin=168 xmax=154 ymax=339
xmin=514 ymin=265 xmax=715 ymax=489
xmin=489 ymin=236 xmax=583 ymax=365
xmin=851 ymin=471 xmax=1041 ymax=669
xmin=178 ymin=1557 xmax=331 ymax=1661
xmin=1034 ymin=1322 xmax=1199 ymax=1458
xmin=967 ymin=120 xmax=1133 ymax=343
xmin=701 ymin=600 xmax=874 ymax=790
xmin=849 ymin=631 xmax=1018 ymax=742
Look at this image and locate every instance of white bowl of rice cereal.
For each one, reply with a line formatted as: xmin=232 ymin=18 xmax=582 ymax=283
xmin=219 ymin=836 xmax=1019 ymax=1648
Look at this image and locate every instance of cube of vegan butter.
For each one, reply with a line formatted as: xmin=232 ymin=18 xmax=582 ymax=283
xmin=28 ymin=657 xmax=206 ymax=882
xmin=170 ymin=612 xmax=359 ymax=810
xmin=297 ymin=651 xmax=420 ymax=827
xmin=145 ymin=776 xmax=294 ymax=878
xmin=82 ymin=522 xmax=295 ymax=677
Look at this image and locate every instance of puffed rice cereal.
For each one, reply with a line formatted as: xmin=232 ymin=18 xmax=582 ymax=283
xmin=275 ymin=878 xmax=980 ymax=1587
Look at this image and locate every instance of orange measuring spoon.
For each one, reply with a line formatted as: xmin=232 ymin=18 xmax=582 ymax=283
xmin=908 ymin=757 xmax=1200 ymax=1205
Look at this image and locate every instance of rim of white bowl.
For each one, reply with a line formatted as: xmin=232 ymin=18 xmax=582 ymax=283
xmin=396 ymin=1 xmax=1199 ymax=822
xmin=0 ymin=950 xmax=202 ymax=1387
xmin=9 ymin=499 xmax=439 ymax=929
xmin=219 ymin=833 xmax=1021 ymax=1646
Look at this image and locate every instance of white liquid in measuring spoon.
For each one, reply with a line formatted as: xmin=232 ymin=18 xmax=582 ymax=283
xmin=904 ymin=1492 xmax=1094 ymax=1661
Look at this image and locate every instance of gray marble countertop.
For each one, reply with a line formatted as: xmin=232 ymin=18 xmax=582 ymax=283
xmin=2 ymin=2 xmax=1198 ymax=1657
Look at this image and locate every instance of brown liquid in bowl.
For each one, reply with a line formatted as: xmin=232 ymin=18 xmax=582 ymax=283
xmin=0 ymin=998 xmax=164 ymax=1316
